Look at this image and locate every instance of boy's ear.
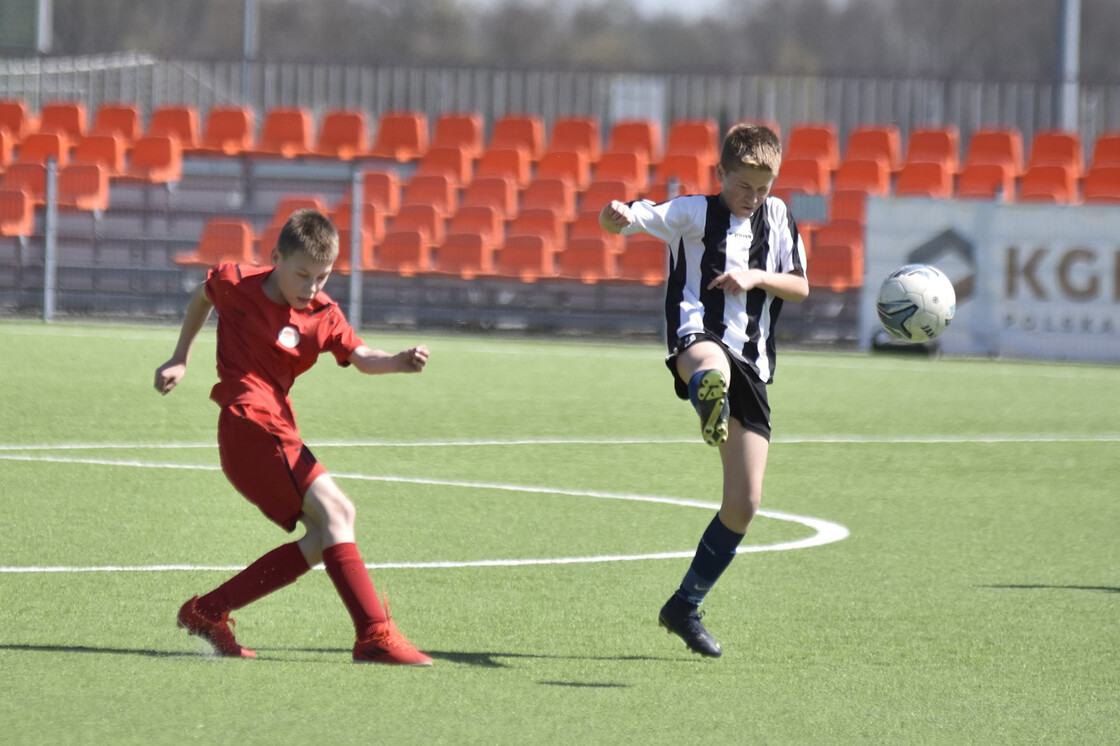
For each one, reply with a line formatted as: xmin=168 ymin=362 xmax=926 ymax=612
xmin=270 ymin=247 xmax=280 ymax=266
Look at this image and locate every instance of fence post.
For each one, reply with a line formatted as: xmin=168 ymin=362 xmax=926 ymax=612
xmin=347 ymin=167 xmax=363 ymax=329
xmin=43 ymin=157 xmax=58 ymax=322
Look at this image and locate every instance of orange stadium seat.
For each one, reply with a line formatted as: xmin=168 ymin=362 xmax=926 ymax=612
xmin=126 ymin=135 xmax=183 ymax=184
xmin=148 ymin=105 xmax=200 ymax=150
xmin=807 ymin=223 xmax=863 ymax=291
xmin=255 ymin=107 xmax=313 ymax=158
xmin=0 ymin=99 xmax=36 ymax=141
xmin=1026 ymin=130 xmax=1083 ymax=174
xmin=38 ymin=101 xmax=87 ymax=140
xmin=431 ymin=112 xmax=484 ymax=160
xmin=1089 ymin=132 xmax=1120 ymax=170
xmin=548 ymin=117 xmax=601 ymax=163
xmin=535 ymin=149 xmax=590 ymax=189
xmin=91 ymin=103 xmax=142 ymax=143
xmin=474 ymin=147 xmax=531 ymax=187
xmin=313 ymin=109 xmax=368 ymax=160
xmin=1017 ymin=164 xmax=1077 ymax=204
xmin=494 ymin=233 xmax=556 ymax=282
xmin=665 ymin=119 xmax=720 ymax=165
xmin=617 ymin=232 xmax=667 ymax=286
xmin=0 ymin=187 xmax=34 ymax=237
xmin=447 ymin=204 xmax=504 ymax=243
xmin=72 ymin=134 xmax=125 ymax=176
xmin=414 ymin=146 xmax=473 ymax=186
xmin=775 ymin=157 xmax=830 ymax=198
xmin=956 ymin=162 xmax=1014 ymax=201
xmin=828 ymin=189 xmax=869 ymax=227
xmin=196 ymin=106 xmax=255 ymax=155
xmin=434 ymin=231 xmax=496 ymax=279
xmin=330 ymin=200 xmax=386 ymax=243
xmin=556 ymin=235 xmax=618 ymax=284
xmin=460 ymin=174 xmax=518 ymax=219
xmin=594 ymin=151 xmax=649 ymax=191
xmin=402 ymin=173 xmax=458 ymax=214
xmin=375 ymin=229 xmax=433 ymax=276
xmin=1081 ymin=165 xmax=1120 ymax=204
xmin=508 ymin=206 xmax=565 ymax=245
xmin=391 ymin=203 xmax=447 ymax=243
xmin=579 ymin=179 xmax=634 ymax=218
xmin=58 ymin=163 xmax=109 ymax=212
xmin=174 ymin=218 xmax=255 ymax=267
xmin=0 ymin=163 xmax=47 ymax=204
xmin=16 ymin=132 xmax=69 ymax=167
xmin=894 ymin=160 xmax=953 ymax=198
xmin=521 ymin=177 xmax=576 ymax=221
xmin=368 ymin=111 xmax=428 ymax=162
xmin=605 ymin=119 xmax=662 ymax=164
xmin=963 ymin=127 xmax=1024 ymax=174
xmin=786 ymin=123 xmax=840 ymax=173
xmin=845 ymin=125 xmax=901 ymax=171
xmin=568 ymin=215 xmax=621 ymax=253
xmin=357 ymin=170 xmax=401 ymax=216
xmin=832 ymin=157 xmax=890 ymax=196
xmin=904 ymin=126 xmax=960 ymax=172
xmin=0 ymin=128 xmax=11 ymax=172
xmin=332 ymin=228 xmax=376 ymax=274
xmin=651 ymin=153 xmax=714 ymax=197
xmin=490 ymin=114 xmax=544 ymax=161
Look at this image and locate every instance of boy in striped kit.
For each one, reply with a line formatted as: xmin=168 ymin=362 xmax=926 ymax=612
xmin=599 ymin=123 xmax=809 ymax=657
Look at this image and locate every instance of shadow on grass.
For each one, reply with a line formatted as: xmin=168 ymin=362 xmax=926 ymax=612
xmin=288 ymin=648 xmax=682 ymax=668
xmin=0 ymin=643 xmax=198 ymax=659
xmin=982 ymin=584 xmax=1120 ymax=594
xmin=0 ymin=643 xmax=685 ymax=668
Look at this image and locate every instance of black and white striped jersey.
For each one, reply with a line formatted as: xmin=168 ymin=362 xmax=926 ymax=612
xmin=621 ymin=194 xmax=807 ymax=383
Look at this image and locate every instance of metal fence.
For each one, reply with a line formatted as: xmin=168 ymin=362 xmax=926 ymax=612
xmin=4 ymin=53 xmax=1120 ymax=153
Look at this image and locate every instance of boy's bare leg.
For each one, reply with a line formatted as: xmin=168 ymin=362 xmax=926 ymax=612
xmin=300 ymin=474 xmax=431 ymax=665
xmin=717 ymin=421 xmax=768 ymax=533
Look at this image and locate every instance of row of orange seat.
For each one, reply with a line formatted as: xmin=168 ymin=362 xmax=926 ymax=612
xmin=779 ymin=123 xmax=1120 ymax=205
xmin=176 ymin=210 xmax=668 ymax=286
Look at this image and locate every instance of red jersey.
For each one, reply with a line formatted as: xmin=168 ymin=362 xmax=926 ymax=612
xmin=204 ymin=263 xmax=363 ymax=431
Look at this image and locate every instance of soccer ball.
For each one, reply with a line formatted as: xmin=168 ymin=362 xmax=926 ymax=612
xmin=875 ymin=264 xmax=956 ymax=342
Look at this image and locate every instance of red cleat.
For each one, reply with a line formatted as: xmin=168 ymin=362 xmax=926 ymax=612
xmin=353 ymin=597 xmax=432 ymax=666
xmin=177 ymin=596 xmax=257 ymax=659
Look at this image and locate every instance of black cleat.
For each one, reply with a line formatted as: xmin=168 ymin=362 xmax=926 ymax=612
xmin=658 ymin=594 xmax=722 ymax=658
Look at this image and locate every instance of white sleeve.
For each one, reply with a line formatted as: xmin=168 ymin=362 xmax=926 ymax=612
xmin=619 ymin=196 xmax=704 ymax=245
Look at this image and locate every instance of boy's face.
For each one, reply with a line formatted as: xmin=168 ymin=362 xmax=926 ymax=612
xmin=267 ymin=249 xmax=334 ymax=309
xmin=717 ymin=163 xmax=776 ymax=219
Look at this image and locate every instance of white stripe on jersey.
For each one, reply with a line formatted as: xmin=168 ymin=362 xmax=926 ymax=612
xmin=622 ymin=194 xmax=807 ymax=383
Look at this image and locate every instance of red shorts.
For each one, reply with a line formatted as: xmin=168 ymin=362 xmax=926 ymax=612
xmin=217 ymin=407 xmax=326 ymax=532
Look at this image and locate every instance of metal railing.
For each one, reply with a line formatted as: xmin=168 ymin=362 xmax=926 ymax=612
xmin=4 ymin=54 xmax=1120 ymax=153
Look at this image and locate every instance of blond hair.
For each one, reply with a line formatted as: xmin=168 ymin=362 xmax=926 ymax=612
xmin=276 ymin=209 xmax=339 ymax=263
xmin=720 ymin=123 xmax=782 ymax=176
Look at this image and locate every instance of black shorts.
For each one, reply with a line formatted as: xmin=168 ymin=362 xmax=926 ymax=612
xmin=665 ymin=332 xmax=772 ymax=441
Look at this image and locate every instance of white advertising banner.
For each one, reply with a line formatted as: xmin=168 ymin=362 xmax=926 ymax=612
xmin=859 ymin=198 xmax=1120 ymax=362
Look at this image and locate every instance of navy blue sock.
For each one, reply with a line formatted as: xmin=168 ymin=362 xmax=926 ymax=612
xmin=676 ymin=514 xmax=745 ymax=606
xmin=686 ymin=370 xmax=708 ymax=414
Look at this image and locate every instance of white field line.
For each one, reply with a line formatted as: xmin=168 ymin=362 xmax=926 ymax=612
xmin=0 ymin=443 xmax=850 ymax=573
xmin=1 ymin=434 xmax=1118 ymax=454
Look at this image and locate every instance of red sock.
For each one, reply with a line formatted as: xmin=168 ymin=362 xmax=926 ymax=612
xmin=322 ymin=542 xmax=387 ymax=638
xmin=196 ymin=542 xmax=311 ymax=621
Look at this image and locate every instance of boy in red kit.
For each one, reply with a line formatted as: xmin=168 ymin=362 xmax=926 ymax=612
xmin=154 ymin=208 xmax=432 ymax=666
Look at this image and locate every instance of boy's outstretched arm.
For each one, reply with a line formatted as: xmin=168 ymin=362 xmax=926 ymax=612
xmin=154 ymin=281 xmax=214 ymax=395
xmin=348 ymin=344 xmax=429 ymax=375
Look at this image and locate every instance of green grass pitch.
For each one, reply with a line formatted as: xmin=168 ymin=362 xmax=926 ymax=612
xmin=1 ymin=320 xmax=1117 ymax=745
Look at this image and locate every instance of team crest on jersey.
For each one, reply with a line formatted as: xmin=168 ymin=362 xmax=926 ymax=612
xmin=277 ymin=325 xmax=300 ymax=349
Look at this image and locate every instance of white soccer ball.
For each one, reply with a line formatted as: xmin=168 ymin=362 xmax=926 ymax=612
xmin=875 ymin=264 xmax=956 ymax=342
